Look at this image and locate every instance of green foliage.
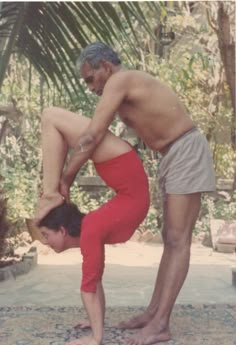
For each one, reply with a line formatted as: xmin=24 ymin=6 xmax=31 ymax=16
xmin=0 ymin=3 xmax=235 ymax=238
xmin=0 ymin=119 xmax=41 ymax=222
xmin=0 ymin=2 xmax=160 ymax=99
xmin=139 ymin=206 xmax=159 ymax=234
xmin=0 ymin=56 xmax=42 ymax=227
xmin=195 ymin=193 xmax=236 ymax=234
xmin=0 ymin=54 xmax=98 ymax=228
xmin=126 ymin=4 xmax=234 ymax=180
xmin=70 ymin=182 xmax=114 ymax=214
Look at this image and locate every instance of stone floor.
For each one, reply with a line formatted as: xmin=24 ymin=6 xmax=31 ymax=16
xmin=1 ymin=305 xmax=235 ymax=345
xmin=0 ymin=242 xmax=235 ymax=306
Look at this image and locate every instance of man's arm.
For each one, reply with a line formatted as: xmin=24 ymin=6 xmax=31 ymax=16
xmin=60 ymin=132 xmax=98 ymax=196
xmin=81 ymin=282 xmax=105 ymax=344
xmin=61 ymin=73 xmax=127 ymax=190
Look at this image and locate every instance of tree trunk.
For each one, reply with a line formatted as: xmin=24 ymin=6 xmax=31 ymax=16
xmin=0 ymin=119 xmax=8 ymax=144
xmin=0 ymin=192 xmax=10 ymax=259
xmin=217 ymin=3 xmax=235 ymax=151
xmin=217 ymin=3 xmax=236 ymax=194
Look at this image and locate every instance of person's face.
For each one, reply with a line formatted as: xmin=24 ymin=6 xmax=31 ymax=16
xmin=40 ymin=226 xmax=66 ymax=253
xmin=80 ymin=61 xmax=111 ymax=96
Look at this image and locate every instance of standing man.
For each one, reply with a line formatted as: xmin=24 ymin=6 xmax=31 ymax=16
xmin=37 ymin=42 xmax=215 ymax=345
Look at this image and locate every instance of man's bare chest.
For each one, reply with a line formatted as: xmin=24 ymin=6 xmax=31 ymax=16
xmin=117 ymin=103 xmax=138 ymax=128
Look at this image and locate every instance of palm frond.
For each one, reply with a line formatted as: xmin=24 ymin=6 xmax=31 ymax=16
xmin=0 ymin=2 xmax=27 ymax=88
xmin=0 ymin=1 xmax=161 ymax=103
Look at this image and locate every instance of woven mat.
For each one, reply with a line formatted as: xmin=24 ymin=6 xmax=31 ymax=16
xmin=0 ymin=305 xmax=235 ymax=345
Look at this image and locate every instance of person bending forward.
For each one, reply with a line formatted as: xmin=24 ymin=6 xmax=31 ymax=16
xmin=35 ymin=107 xmax=150 ymax=345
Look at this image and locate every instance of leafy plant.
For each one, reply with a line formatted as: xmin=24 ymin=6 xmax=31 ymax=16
xmin=195 ymin=192 xmax=236 ymax=235
xmin=0 ymin=3 xmax=235 ymax=240
xmin=0 ymin=125 xmax=41 ymax=222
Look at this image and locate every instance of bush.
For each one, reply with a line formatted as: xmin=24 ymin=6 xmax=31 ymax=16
xmin=195 ymin=192 xmax=236 ymax=235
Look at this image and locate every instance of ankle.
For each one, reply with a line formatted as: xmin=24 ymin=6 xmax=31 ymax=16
xmin=41 ymin=192 xmax=62 ymax=199
xmin=151 ymin=314 xmax=170 ymax=332
xmin=159 ymin=318 xmax=169 ymax=332
xmin=147 ymin=305 xmax=158 ymax=318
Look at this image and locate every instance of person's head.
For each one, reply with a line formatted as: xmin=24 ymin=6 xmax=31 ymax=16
xmin=76 ymin=42 xmax=121 ymax=96
xmin=38 ymin=202 xmax=86 ymax=253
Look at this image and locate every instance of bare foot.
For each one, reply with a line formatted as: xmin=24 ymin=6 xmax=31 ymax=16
xmin=73 ymin=319 xmax=91 ymax=329
xmin=35 ymin=192 xmax=64 ymax=224
xmin=117 ymin=311 xmax=152 ymax=329
xmin=125 ymin=320 xmax=171 ymax=345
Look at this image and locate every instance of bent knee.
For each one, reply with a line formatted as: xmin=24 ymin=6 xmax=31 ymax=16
xmin=42 ymin=107 xmax=62 ymax=123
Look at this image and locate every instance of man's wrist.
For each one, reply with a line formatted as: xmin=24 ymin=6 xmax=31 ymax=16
xmin=61 ymin=173 xmax=74 ymax=187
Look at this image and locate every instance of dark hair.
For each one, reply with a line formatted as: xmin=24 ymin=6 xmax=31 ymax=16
xmin=38 ymin=202 xmax=86 ymax=237
xmin=76 ymin=42 xmax=121 ymax=71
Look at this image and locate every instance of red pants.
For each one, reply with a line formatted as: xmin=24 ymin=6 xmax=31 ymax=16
xmin=80 ymin=148 xmax=150 ymax=292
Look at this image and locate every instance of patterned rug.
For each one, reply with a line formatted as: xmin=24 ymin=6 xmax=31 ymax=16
xmin=0 ymin=305 xmax=235 ymax=345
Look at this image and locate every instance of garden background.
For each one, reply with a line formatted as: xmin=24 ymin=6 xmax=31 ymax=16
xmin=0 ymin=1 xmax=235 ymax=255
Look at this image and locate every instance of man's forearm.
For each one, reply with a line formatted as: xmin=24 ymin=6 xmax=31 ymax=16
xmin=63 ymin=133 xmax=97 ymax=187
xmin=81 ymin=287 xmax=104 ymax=343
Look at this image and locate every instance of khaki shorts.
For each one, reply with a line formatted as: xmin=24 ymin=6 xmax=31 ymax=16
xmin=158 ymin=128 xmax=216 ymax=198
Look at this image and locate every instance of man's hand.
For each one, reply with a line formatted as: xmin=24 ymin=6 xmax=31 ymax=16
xmin=59 ymin=177 xmax=71 ymax=202
xmin=65 ymin=335 xmax=100 ymax=345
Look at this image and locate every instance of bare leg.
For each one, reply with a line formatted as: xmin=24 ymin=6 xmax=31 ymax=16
xmin=35 ymin=107 xmax=132 ymax=223
xmin=34 ymin=113 xmax=67 ymax=222
xmin=125 ymin=193 xmax=201 ymax=345
xmin=117 ymin=246 xmax=167 ymax=329
xmin=34 ymin=107 xmax=91 ymax=223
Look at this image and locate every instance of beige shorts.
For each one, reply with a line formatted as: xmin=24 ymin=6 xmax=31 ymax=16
xmin=158 ymin=128 xmax=216 ymax=197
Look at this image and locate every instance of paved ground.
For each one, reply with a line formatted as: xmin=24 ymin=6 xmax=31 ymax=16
xmin=0 ymin=242 xmax=235 ymax=307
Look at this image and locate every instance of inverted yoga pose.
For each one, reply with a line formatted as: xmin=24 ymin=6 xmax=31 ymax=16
xmin=36 ymin=107 xmax=150 ymax=345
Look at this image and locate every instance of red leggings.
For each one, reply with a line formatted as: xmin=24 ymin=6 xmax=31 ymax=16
xmin=80 ymin=148 xmax=150 ymax=292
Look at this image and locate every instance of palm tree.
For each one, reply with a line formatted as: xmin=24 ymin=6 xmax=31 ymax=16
xmin=0 ymin=1 xmax=235 ymax=178
xmin=0 ymin=1 xmax=161 ymax=100
xmin=0 ymin=2 xmax=162 ymax=234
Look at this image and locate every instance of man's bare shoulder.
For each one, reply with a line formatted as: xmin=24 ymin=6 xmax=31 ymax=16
xmin=107 ymin=69 xmax=156 ymax=90
xmin=107 ymin=69 xmax=131 ymax=84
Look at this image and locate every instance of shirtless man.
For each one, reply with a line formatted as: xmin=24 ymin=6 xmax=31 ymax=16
xmin=35 ymin=107 xmax=150 ymax=345
xmin=36 ymin=42 xmax=215 ymax=345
